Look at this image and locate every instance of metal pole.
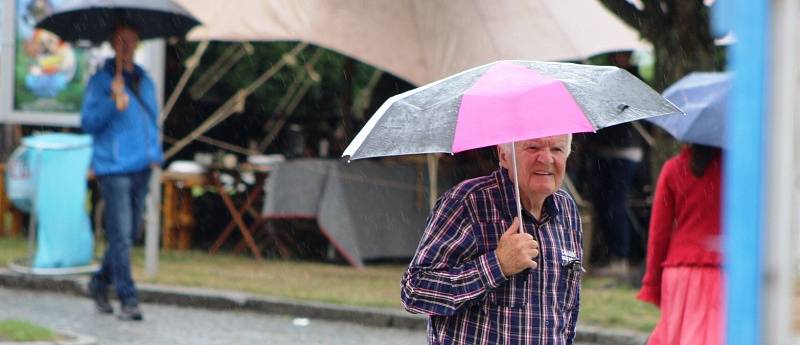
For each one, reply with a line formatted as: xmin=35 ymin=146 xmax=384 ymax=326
xmin=713 ymin=1 xmax=768 ymax=344
xmin=511 ymin=142 xmax=524 ymax=232
xmin=763 ymin=0 xmax=798 ymax=343
xmin=145 ymin=39 xmax=166 ymax=279
xmin=144 ymin=167 xmax=161 ymax=279
xmin=426 ymin=154 xmax=438 ymax=210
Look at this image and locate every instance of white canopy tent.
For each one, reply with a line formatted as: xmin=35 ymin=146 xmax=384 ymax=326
xmin=177 ymin=0 xmax=648 ymax=86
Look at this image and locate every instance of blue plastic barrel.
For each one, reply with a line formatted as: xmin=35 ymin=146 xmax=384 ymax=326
xmin=21 ymin=133 xmax=94 ymax=269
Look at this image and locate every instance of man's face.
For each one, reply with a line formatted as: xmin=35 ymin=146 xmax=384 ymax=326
xmin=111 ymin=26 xmax=139 ymax=66
xmin=498 ymin=135 xmax=570 ymax=198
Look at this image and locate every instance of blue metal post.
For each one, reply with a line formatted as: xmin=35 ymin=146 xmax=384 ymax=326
xmin=712 ymin=1 xmax=769 ymax=345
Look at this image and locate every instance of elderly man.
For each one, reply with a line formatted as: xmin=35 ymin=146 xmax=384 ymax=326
xmin=401 ymin=134 xmax=583 ymax=345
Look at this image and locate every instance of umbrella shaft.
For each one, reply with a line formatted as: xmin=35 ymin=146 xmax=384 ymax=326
xmin=511 ymin=142 xmax=524 ymax=233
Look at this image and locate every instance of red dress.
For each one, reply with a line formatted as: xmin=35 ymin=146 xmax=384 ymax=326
xmin=637 ymin=147 xmax=723 ymax=345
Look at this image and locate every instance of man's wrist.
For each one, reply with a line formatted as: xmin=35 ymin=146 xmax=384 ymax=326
xmin=477 ymin=250 xmax=507 ymax=289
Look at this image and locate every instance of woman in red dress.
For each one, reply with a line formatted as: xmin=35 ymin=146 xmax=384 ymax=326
xmin=638 ymin=144 xmax=723 ymax=345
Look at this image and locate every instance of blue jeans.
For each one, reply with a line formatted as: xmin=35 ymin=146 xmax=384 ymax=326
xmin=90 ymin=169 xmax=151 ymax=306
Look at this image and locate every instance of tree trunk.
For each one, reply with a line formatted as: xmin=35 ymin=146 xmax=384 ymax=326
xmin=599 ymin=0 xmax=718 ymax=91
xmin=599 ymin=0 xmax=722 ymax=186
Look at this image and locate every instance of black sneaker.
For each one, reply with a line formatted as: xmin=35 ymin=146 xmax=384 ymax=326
xmin=118 ymin=304 xmax=143 ymax=321
xmin=88 ymin=283 xmax=113 ymax=314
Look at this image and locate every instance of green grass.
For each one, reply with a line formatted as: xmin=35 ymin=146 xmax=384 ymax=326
xmin=0 ymin=236 xmax=659 ymax=331
xmin=580 ymin=277 xmax=660 ymax=332
xmin=129 ymin=248 xmax=407 ymax=309
xmin=0 ymin=237 xmax=27 ymax=266
xmin=0 ymin=319 xmax=56 ymax=342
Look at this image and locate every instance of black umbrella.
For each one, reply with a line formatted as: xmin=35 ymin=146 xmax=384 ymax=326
xmin=35 ymin=0 xmax=200 ymax=44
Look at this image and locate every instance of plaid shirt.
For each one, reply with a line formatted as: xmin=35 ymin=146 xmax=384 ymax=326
xmin=401 ymin=168 xmax=583 ymax=345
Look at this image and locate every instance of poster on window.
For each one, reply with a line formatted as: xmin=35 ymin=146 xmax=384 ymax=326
xmin=0 ymin=0 xmax=164 ymax=127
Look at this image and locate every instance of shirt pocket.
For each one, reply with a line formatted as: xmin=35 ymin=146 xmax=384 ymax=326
xmin=558 ymin=258 xmax=583 ymax=312
xmin=472 ymin=221 xmax=529 ymax=308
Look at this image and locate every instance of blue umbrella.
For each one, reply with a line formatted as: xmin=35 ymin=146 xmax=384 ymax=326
xmin=647 ymin=72 xmax=731 ymax=148
xmin=35 ymin=0 xmax=200 ymax=44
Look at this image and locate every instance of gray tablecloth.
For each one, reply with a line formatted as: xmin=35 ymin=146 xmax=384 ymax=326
xmin=263 ymin=158 xmax=453 ymax=267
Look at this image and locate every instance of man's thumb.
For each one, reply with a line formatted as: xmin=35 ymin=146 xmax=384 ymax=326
xmin=504 ymin=217 xmax=520 ymax=235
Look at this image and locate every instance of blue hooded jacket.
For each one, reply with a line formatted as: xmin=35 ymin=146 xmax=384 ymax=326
xmin=81 ymin=58 xmax=163 ymax=175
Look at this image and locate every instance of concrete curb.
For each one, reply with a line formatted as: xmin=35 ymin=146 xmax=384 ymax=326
xmin=0 ymin=269 xmax=648 ymax=344
xmin=575 ymin=325 xmax=648 ymax=345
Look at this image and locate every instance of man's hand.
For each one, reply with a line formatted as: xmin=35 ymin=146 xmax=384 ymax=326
xmin=496 ymin=217 xmax=539 ymax=277
xmin=111 ymin=74 xmax=129 ymax=110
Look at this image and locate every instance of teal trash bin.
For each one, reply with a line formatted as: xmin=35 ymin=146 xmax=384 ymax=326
xmin=6 ymin=133 xmax=96 ymax=273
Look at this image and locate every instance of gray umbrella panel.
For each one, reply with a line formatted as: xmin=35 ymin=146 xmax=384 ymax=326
xmin=36 ymin=0 xmax=200 ymax=43
xmin=344 ymin=60 xmax=682 ymax=160
xmin=530 ymin=61 xmax=680 ymax=129
xmin=346 ymin=64 xmax=494 ymax=160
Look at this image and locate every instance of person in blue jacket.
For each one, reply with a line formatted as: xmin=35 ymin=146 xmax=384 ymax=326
xmin=81 ymin=23 xmax=162 ymax=321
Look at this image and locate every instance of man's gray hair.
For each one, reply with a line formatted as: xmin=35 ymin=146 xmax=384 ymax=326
xmin=498 ymin=134 xmax=573 ymax=156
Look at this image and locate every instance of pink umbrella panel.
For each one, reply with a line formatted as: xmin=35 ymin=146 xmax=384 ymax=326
xmin=453 ymin=62 xmax=596 ymax=152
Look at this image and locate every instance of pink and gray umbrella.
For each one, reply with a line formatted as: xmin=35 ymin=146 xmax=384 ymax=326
xmin=343 ymin=60 xmax=682 ymax=229
xmin=343 ymin=60 xmax=682 ymax=160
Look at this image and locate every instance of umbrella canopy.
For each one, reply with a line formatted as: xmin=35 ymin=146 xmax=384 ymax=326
xmin=647 ymin=72 xmax=731 ymax=148
xmin=175 ymin=0 xmax=648 ymax=86
xmin=35 ymin=0 xmax=200 ymax=44
xmin=343 ymin=60 xmax=683 ymax=160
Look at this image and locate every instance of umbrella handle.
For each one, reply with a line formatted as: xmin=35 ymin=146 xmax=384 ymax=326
xmin=511 ymin=142 xmax=524 ymax=233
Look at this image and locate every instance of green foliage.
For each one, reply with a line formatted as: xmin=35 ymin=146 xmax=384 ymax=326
xmin=169 ymin=41 xmax=383 ymax=143
xmin=0 ymin=237 xmax=27 ymax=266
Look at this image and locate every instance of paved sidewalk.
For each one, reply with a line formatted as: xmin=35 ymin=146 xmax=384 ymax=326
xmin=0 ymin=269 xmax=648 ymax=345
xmin=0 ymin=287 xmax=425 ymax=345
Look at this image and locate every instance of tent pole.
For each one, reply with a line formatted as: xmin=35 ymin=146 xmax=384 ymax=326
xmin=160 ymin=41 xmax=209 ymax=124
xmin=164 ymin=42 xmax=308 ymax=159
xmin=189 ymin=42 xmax=254 ymax=100
xmin=259 ymin=79 xmax=316 ymax=151
xmin=162 ymin=135 xmax=258 ymax=156
xmin=258 ymin=48 xmax=325 ymax=151
xmin=426 ymin=154 xmax=438 ymax=210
